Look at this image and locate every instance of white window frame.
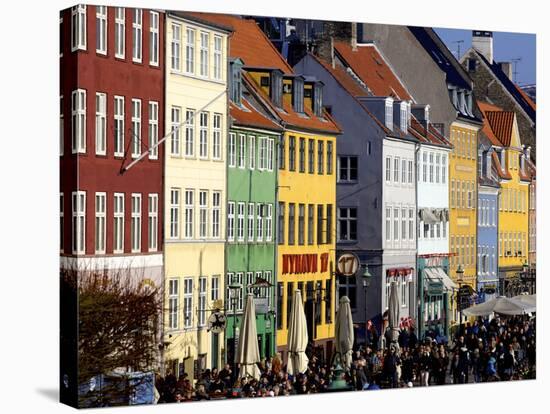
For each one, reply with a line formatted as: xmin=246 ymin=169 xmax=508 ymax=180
xmin=170 ymin=106 xmax=181 ymax=156
xmin=200 ymin=31 xmax=209 ymax=77
xmin=394 ymin=157 xmax=400 ymax=183
xmin=212 ymin=114 xmax=222 ymax=160
xmin=199 ymin=111 xmax=209 ymax=159
xmin=71 ymin=5 xmax=87 ymax=52
xmin=184 ymin=189 xmax=194 ymax=239
xmin=114 ymin=95 xmax=125 ymax=157
xmin=385 ymin=206 xmax=391 ymax=242
xmin=132 ymin=9 xmax=142 ymax=63
xmin=96 ymin=6 xmax=107 ymax=55
xmin=185 ymin=109 xmax=195 ymax=157
xmin=442 ymin=154 xmax=447 ymax=183
xmin=148 ymin=101 xmax=159 ymax=159
xmin=267 ymin=138 xmax=274 ymax=171
xmin=408 ymin=160 xmax=413 ymax=184
xmin=169 ymin=188 xmax=180 ymax=239
xmin=408 ymin=208 xmax=414 ymax=241
xmin=213 ymin=35 xmax=222 ymax=80
xmin=168 ymin=279 xmax=179 ymax=329
xmin=114 ymin=193 xmax=125 ymax=253
xmin=211 ymin=276 xmax=220 ymax=301
xmin=401 ymin=158 xmax=407 ymax=184
xmin=95 ymin=192 xmax=106 ymax=254
xmin=228 ymin=133 xmax=237 ymax=167
xmin=171 ymin=23 xmax=181 ymax=71
xmin=247 ymin=202 xmax=255 ymax=241
xmin=385 ymin=156 xmax=391 ymax=182
xmin=248 ymin=135 xmax=256 ymax=170
xmin=183 ymin=278 xmax=193 ymax=328
xmin=212 ymin=191 xmax=221 ymax=239
xmin=237 ymin=202 xmax=245 ymax=242
xmin=115 ymin=7 xmax=125 ymax=58
xmin=266 ymin=204 xmax=273 ymax=242
xmin=149 ymin=11 xmax=159 ymax=66
xmin=238 ymin=133 xmax=246 ymax=168
xmin=227 ymin=201 xmax=235 ymax=241
xmin=131 ymin=193 xmax=142 ymax=253
xmin=148 ymin=193 xmax=158 ymax=251
xmin=198 ymin=277 xmax=207 ymax=327
xmin=71 ymin=89 xmax=86 ymax=154
xmin=393 ymin=207 xmax=399 ymax=241
xmin=257 ymin=204 xmax=264 ymax=242
xmin=199 ymin=190 xmax=208 ymax=239
xmin=185 ymin=27 xmax=195 ymax=74
xmin=95 ymin=92 xmax=107 ymax=155
xmin=131 ymin=98 xmax=142 ymax=158
xmin=72 ymin=191 xmax=86 ymax=254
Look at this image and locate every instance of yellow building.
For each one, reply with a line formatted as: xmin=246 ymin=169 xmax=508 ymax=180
xmin=448 ymin=120 xmax=480 ymax=322
xmin=478 ymin=102 xmax=529 ymax=296
xmin=163 ymin=12 xmax=230 ymax=378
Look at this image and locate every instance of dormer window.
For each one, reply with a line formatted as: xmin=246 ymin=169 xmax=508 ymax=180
xmin=500 ymin=149 xmax=506 ymax=171
xmin=385 ymin=98 xmax=394 ymax=130
xmin=229 ymin=59 xmax=243 ymax=105
xmin=486 ymin=151 xmax=492 ymax=176
xmin=400 ymin=102 xmax=408 ymax=133
xmin=313 ymin=83 xmax=323 ymax=117
xmin=270 ymin=70 xmax=283 ymax=108
xmin=293 ymin=77 xmax=304 ymax=113
xmin=466 ymin=92 xmax=473 ymax=116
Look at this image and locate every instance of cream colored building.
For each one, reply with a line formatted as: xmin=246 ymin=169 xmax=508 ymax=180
xmin=163 ymin=12 xmax=230 ymax=378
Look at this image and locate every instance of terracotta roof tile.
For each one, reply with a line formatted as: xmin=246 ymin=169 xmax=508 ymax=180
xmin=484 ymin=111 xmax=515 ymax=147
xmin=312 ymin=54 xmax=370 ymax=97
xmin=230 ymin=99 xmax=283 ymax=132
xmin=409 ymin=118 xmax=451 ymax=147
xmin=514 ymin=84 xmax=536 ymax=111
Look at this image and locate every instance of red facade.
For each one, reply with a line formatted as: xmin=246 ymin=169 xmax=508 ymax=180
xmin=60 ymin=5 xmax=164 ymax=261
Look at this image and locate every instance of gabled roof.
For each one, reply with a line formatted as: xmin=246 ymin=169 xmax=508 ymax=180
xmin=334 ymin=42 xmax=413 ymax=101
xmin=477 ymin=101 xmax=506 ymax=147
xmin=169 ymin=11 xmax=233 ymax=33
xmin=229 ymin=98 xmax=283 ymax=133
xmin=313 ymin=54 xmax=370 ymax=97
xmin=471 ymin=49 xmax=536 ymax=123
xmin=484 ymin=111 xmax=515 ymax=147
xmin=183 ymin=12 xmax=293 ymax=74
xmin=409 ymin=118 xmax=452 ymax=148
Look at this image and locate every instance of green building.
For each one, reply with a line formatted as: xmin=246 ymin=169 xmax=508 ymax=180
xmin=224 ymin=59 xmax=283 ymax=364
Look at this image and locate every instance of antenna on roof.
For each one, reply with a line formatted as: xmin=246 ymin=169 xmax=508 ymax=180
xmin=511 ymin=57 xmax=522 ymax=83
xmin=451 ymin=40 xmax=464 ymax=59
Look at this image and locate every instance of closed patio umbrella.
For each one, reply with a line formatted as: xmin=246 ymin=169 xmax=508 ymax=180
xmin=287 ymin=289 xmax=309 ymax=376
xmin=335 ymin=296 xmax=354 ymax=371
xmin=462 ymin=295 xmax=535 ymax=317
xmin=388 ymin=281 xmax=400 ymax=346
xmin=236 ymin=294 xmax=261 ymax=380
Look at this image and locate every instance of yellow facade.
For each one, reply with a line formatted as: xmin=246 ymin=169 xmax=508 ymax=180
xmin=275 ymin=128 xmax=337 ymax=350
xmin=498 ymin=118 xmax=529 ymax=271
xmin=163 ymin=15 xmax=229 ymax=376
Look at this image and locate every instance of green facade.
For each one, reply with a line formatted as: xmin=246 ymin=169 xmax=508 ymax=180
xmin=225 ymin=126 xmax=279 ymax=364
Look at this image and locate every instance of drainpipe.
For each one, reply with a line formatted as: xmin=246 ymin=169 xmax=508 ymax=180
xmin=414 ymin=142 xmax=421 ymax=339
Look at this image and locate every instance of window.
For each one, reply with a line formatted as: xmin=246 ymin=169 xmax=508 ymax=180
xmin=199 ymin=112 xmax=208 ymax=159
xmin=148 ymin=101 xmax=158 ymax=159
xmin=267 ymin=138 xmax=274 ymax=171
xmin=317 ymin=205 xmax=324 ymax=245
xmin=279 ymin=136 xmax=286 ymax=170
xmin=212 ymin=192 xmax=221 ymax=238
xmin=168 ymin=279 xmax=179 ymax=329
xmin=238 ymin=133 xmax=245 ymax=168
xmin=289 ymin=136 xmax=296 ymax=171
xmin=114 ymin=193 xmax=124 ymax=253
xmin=148 ymin=194 xmax=158 ymax=251
xmin=60 ymin=194 xmax=64 ymax=251
xmin=71 ymin=5 xmax=86 ymax=51
xmin=441 ymin=154 xmax=447 ymax=183
xmin=149 ymin=11 xmax=159 ymax=65
xmin=401 ymin=279 xmax=407 ymax=307
xmin=429 ymin=153 xmax=434 ymax=183
xmin=288 ymin=203 xmax=295 ymax=245
xmin=299 ymin=138 xmax=306 ymax=173
xmin=184 ymin=190 xmax=194 ymax=239
xmin=95 ymin=93 xmax=106 ymax=155
xmin=401 ymin=208 xmax=407 ymax=240
xmin=237 ymin=202 xmax=245 ymax=242
xmin=212 ymin=276 xmax=220 ymax=301
xmin=186 ymin=28 xmax=195 ymax=74
xmin=435 ymin=154 xmax=440 ymax=183
xmin=199 ymin=191 xmax=208 ymax=239
xmin=394 ymin=157 xmax=400 ymax=182
xmin=327 ymin=141 xmax=333 ymax=174
xmin=298 ymin=204 xmax=305 ymax=245
xmin=245 ymin=135 xmax=256 ymax=169
xmin=247 ymin=203 xmax=255 ymax=241
xmin=266 ymin=204 xmax=273 ymax=242
xmin=185 ymin=109 xmax=195 ymax=157
xmin=72 ymin=191 xmax=86 ymax=254
xmin=318 ymin=141 xmax=324 ymax=174
xmin=213 ymin=36 xmax=222 ymax=80
xmin=278 ymin=202 xmax=285 ymax=245
xmin=71 ymin=89 xmax=86 ymax=153
xmin=212 ymin=114 xmax=222 ymax=160
xmin=307 ymin=139 xmax=315 ymax=174
xmin=402 ymin=159 xmax=407 ymax=183
xmin=200 ymin=32 xmax=209 ymax=77
xmin=196 ymin=277 xmax=207 ymax=327
xmin=131 ymin=194 xmax=142 ymax=252
xmin=386 ymin=157 xmax=392 ymax=182
xmin=114 ymin=96 xmax=124 ymax=156
xmin=408 ymin=160 xmax=413 ymax=184
xmin=277 ymin=283 xmax=284 ymax=329
xmin=227 ymin=202 xmax=235 ymax=241
xmin=228 ymin=133 xmax=236 ymax=167
xmin=115 ymin=8 xmax=125 ymax=58
xmin=408 ymin=208 xmax=414 ymax=240
xmin=95 ymin=192 xmax=106 ymax=254
xmin=96 ymin=6 xmax=107 ymax=54
xmin=338 ymin=273 xmax=357 ymax=310
xmin=326 ymin=204 xmax=333 ymax=244
xmin=183 ymin=278 xmax=193 ymax=328
xmin=338 ymin=208 xmax=357 ymax=241
xmin=339 ymin=156 xmax=358 ymax=182
xmin=170 ymin=106 xmax=181 ymax=156
xmin=258 ymin=137 xmax=267 ymax=170
xmin=170 ymin=188 xmax=180 ymax=239
xmin=393 ymin=208 xmax=399 ymax=241
xmin=257 ymin=204 xmax=264 ymax=242
xmin=171 ymin=23 xmax=181 ymax=71
xmin=132 ymin=9 xmax=142 ymax=63
xmin=131 ymin=98 xmax=142 ymax=158
xmin=422 ymin=152 xmax=427 ymax=182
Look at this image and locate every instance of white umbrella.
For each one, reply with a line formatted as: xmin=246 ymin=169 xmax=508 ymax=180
xmin=287 ymin=289 xmax=309 ymax=375
xmin=236 ymin=294 xmax=261 ymax=380
xmin=462 ymin=296 xmax=535 ymax=317
xmin=512 ymin=294 xmax=536 ymax=309
xmin=335 ymin=296 xmax=354 ymax=370
xmin=388 ymin=281 xmax=400 ymax=344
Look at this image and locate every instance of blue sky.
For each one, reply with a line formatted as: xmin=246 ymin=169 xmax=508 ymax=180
xmin=434 ymin=28 xmax=536 ymax=86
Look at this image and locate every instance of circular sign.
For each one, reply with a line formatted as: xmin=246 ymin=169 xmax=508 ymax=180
xmin=337 ymin=253 xmax=360 ymax=276
xmin=207 ymin=312 xmax=227 ymax=334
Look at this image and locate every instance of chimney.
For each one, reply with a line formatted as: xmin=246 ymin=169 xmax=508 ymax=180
xmin=472 ymin=30 xmax=494 ymax=63
xmin=351 ymin=22 xmax=357 ymax=51
xmin=499 ymin=62 xmax=513 ymax=80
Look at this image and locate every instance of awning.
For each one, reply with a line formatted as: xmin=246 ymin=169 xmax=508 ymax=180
xmin=423 ymin=267 xmax=458 ymax=292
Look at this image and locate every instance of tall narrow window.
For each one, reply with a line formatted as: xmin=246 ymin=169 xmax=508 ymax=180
xmin=185 ymin=109 xmax=195 ymax=157
xmin=288 ymin=204 xmax=295 ymax=245
xmin=237 ymin=202 xmax=245 ymax=242
xmin=212 ymin=114 xmax=222 ymax=160
xmin=95 ymin=93 xmax=106 ymax=155
xmin=213 ymin=36 xmax=222 ymax=80
xmin=317 ymin=205 xmax=324 ymax=245
xmin=148 ymin=101 xmax=158 ymax=159
xmin=199 ymin=191 xmax=208 ymax=239
xmin=278 ymin=136 xmax=286 ymax=170
xmin=228 ymin=133 xmax=236 ymax=167
xmin=299 ymin=138 xmax=306 ymax=173
xmin=149 ymin=11 xmax=159 ymax=66
xmin=266 ymin=204 xmax=273 ymax=242
xmin=227 ymin=202 xmax=235 ymax=241
xmin=298 ymin=204 xmax=305 ymax=245
xmin=183 ymin=278 xmax=193 ymax=328
xmin=393 ymin=208 xmax=399 ymax=241
xmin=131 ymin=194 xmax=142 ymax=252
xmin=168 ymin=279 xmax=179 ymax=329
xmin=115 ymin=8 xmax=125 ymax=58
xmin=148 ymin=194 xmax=158 ymax=251
xmin=248 ymin=136 xmax=256 ymax=169
xmin=408 ymin=160 xmax=413 ymax=184
xmin=238 ymin=134 xmax=246 ymax=168
xmin=429 ymin=153 xmax=434 ymax=183
xmin=211 ymin=276 xmax=220 ymax=301
xmin=114 ymin=96 xmax=124 ymax=156
xmin=327 ymin=141 xmax=333 ymax=175
xmin=257 ymin=204 xmax=264 ymax=242
xmin=267 ymin=138 xmax=274 ymax=171
xmin=435 ymin=154 xmax=440 ymax=183
xmin=131 ymin=98 xmax=142 ymax=158
xmin=95 ymin=192 xmax=106 ymax=254
xmin=198 ymin=277 xmax=207 ymax=327
xmin=171 ymin=23 xmax=181 ymax=71
xmin=289 ymin=136 xmax=296 ymax=171
xmin=401 ymin=208 xmax=407 ymax=240
xmin=199 ymin=112 xmax=208 ymax=159
xmin=114 ymin=193 xmax=125 ymax=253
xmin=96 ymin=6 xmax=107 ymax=54
xmin=186 ymin=28 xmax=195 ymax=74
xmin=386 ymin=157 xmax=391 ymax=182
xmin=132 ymin=9 xmax=142 ymax=62
xmin=258 ymin=137 xmax=267 ymax=170
xmin=60 ymin=193 xmax=64 ymax=252
xmin=71 ymin=5 xmax=87 ymax=51
xmin=71 ymin=89 xmax=86 ymax=153
xmin=200 ymin=32 xmax=209 ymax=77
xmin=441 ymin=154 xmax=447 ymax=183
xmin=278 ymin=202 xmax=285 ymax=245
xmin=326 ymin=204 xmax=333 ymax=244
xmin=248 ymin=203 xmax=255 ymax=241
xmin=169 ymin=189 xmax=180 ymax=239
xmin=394 ymin=157 xmax=400 ymax=182
xmin=212 ymin=192 xmax=220 ymax=238
xmin=308 ymin=204 xmax=314 ymax=245
xmin=308 ymin=139 xmax=315 ymax=174
xmin=402 ymin=159 xmax=407 ymax=183
xmin=169 ymin=106 xmax=181 ymax=156
xmin=408 ymin=208 xmax=414 ymax=240
xmin=338 ymin=208 xmax=357 ymax=241
xmin=318 ymin=141 xmax=324 ymax=174
xmin=72 ymin=192 xmax=86 ymax=254
xmin=422 ymin=152 xmax=427 ymax=182
xmin=184 ymin=189 xmax=194 ymax=239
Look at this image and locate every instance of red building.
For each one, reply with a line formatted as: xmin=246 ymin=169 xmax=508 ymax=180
xmin=59 ymin=5 xmax=164 ymax=283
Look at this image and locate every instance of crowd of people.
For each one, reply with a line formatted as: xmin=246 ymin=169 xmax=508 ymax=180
xmin=155 ymin=315 xmax=536 ymax=403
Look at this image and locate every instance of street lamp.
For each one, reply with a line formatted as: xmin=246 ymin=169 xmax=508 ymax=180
xmin=361 ymin=264 xmax=372 ymax=325
xmin=227 ymin=281 xmax=242 ymax=372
